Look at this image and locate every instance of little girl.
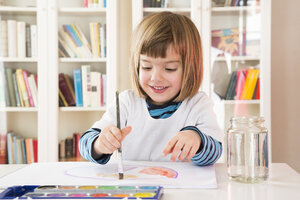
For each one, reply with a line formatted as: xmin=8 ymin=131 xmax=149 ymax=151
xmin=79 ymin=12 xmax=223 ymax=166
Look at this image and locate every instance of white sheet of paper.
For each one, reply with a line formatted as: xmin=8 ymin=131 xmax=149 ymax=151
xmin=0 ymin=161 xmax=217 ymax=189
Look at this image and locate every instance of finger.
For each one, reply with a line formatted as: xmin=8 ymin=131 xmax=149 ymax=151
xmin=100 ymin=136 xmax=118 ymax=153
xmin=187 ymin=145 xmax=199 ymax=160
xmin=110 ymin=126 xmax=122 ymax=141
xmin=178 ymin=145 xmax=191 ymax=161
xmin=170 ymin=141 xmax=184 ymax=162
xmin=104 ymin=132 xmax=121 ymax=149
xmin=162 ymin=137 xmax=178 ymax=157
xmin=121 ymin=126 xmax=132 ymax=140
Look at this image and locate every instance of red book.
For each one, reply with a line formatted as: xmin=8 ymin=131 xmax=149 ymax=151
xmin=33 ymin=139 xmax=38 ymax=163
xmin=0 ymin=134 xmax=7 ymax=164
xmin=255 ymin=78 xmax=260 ymax=99
xmin=59 ymin=73 xmax=75 ymax=106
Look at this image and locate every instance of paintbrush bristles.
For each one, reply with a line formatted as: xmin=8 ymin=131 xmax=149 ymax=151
xmin=119 ymin=173 xmax=124 ymax=180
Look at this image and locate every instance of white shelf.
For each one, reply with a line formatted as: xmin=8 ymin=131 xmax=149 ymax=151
xmin=59 ymin=107 xmax=106 ymax=112
xmin=0 ymin=57 xmax=38 ymax=62
xmin=58 ymin=7 xmax=106 ymax=15
xmin=213 ymin=56 xmax=260 ymax=61
xmin=143 ymin=7 xmax=191 ymax=13
xmin=0 ymin=107 xmax=38 ymax=112
xmin=59 ymin=57 xmax=107 ymax=63
xmin=212 ymin=6 xmax=260 ymax=12
xmin=220 ymin=100 xmax=260 ymax=105
xmin=0 ymin=6 xmax=37 ymax=14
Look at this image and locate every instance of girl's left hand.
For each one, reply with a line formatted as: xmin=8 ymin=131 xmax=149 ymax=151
xmin=162 ymin=130 xmax=201 ymax=162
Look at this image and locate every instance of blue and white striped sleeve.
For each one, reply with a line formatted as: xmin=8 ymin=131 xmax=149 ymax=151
xmin=181 ymin=126 xmax=223 ymax=166
xmin=79 ymin=128 xmax=112 ymax=164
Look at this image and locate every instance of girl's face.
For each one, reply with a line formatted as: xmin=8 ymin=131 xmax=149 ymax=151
xmin=139 ymin=45 xmax=183 ymax=105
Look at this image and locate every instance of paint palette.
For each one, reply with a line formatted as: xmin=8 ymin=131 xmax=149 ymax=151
xmin=0 ymin=185 xmax=163 ymax=199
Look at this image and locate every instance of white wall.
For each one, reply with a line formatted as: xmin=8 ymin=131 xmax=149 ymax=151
xmin=271 ymin=0 xmax=300 ymax=172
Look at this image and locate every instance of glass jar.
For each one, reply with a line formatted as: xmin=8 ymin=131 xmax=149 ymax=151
xmin=227 ymin=116 xmax=268 ymax=183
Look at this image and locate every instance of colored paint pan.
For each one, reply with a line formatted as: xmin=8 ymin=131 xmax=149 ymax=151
xmin=68 ymin=193 xmax=88 ymax=197
xmin=46 ymin=193 xmax=66 ymax=197
xmin=133 ymin=192 xmax=156 ymax=198
xmin=98 ymin=186 xmax=117 ymax=190
xmin=78 ymin=186 xmax=97 ymax=190
xmin=90 ymin=193 xmax=110 ymax=197
xmin=111 ymin=193 xmax=131 ymax=197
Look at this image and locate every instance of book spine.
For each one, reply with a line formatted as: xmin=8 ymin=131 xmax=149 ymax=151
xmin=81 ymin=65 xmax=92 ymax=107
xmin=17 ymin=21 xmax=26 ymax=58
xmin=12 ymin=73 xmax=21 ymax=107
xmin=0 ymin=134 xmax=7 ymax=164
xmin=22 ymin=70 xmax=35 ymax=107
xmin=0 ymin=65 xmax=6 ymax=107
xmin=73 ymin=69 xmax=83 ymax=107
xmin=7 ymin=20 xmax=17 ymax=57
xmin=21 ymin=139 xmax=27 ymax=164
xmin=33 ymin=139 xmax=38 ymax=163
xmin=5 ymin=68 xmax=17 ymax=107
xmin=25 ymin=24 xmax=32 ymax=57
xmin=59 ymin=73 xmax=75 ymax=106
xmin=0 ymin=20 xmax=8 ymax=57
xmin=28 ymin=74 xmax=38 ymax=107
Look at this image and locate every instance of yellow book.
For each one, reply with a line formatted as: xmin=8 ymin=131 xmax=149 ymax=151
xmin=89 ymin=22 xmax=97 ymax=58
xmin=16 ymin=69 xmax=29 ymax=107
xmin=245 ymin=69 xmax=259 ymax=99
xmin=95 ymin=23 xmax=100 ymax=57
xmin=240 ymin=69 xmax=259 ymax=100
xmin=59 ymin=89 xmax=68 ymax=107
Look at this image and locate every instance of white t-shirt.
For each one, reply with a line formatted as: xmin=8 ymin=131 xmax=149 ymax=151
xmin=92 ymin=90 xmax=223 ymax=162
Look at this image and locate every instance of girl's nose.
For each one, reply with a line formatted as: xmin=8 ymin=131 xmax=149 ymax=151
xmin=150 ymin=69 xmax=163 ymax=81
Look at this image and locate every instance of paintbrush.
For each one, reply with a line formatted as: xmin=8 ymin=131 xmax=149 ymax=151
xmin=116 ymin=91 xmax=124 ymax=180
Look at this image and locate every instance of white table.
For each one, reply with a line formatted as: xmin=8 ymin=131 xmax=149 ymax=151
xmin=0 ymin=163 xmax=299 ymax=200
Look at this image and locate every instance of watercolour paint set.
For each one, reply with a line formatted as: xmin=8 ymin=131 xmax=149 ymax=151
xmin=0 ymin=185 xmax=163 ymax=199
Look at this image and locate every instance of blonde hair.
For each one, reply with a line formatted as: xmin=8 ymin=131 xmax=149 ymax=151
xmin=130 ymin=12 xmax=203 ymax=101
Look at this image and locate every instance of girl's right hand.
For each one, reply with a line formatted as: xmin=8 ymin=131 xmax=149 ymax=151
xmin=93 ymin=125 xmax=132 ymax=155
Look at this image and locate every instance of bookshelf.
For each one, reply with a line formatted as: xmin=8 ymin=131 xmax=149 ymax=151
xmin=131 ymin=0 xmax=271 ymax=162
xmin=0 ymin=0 xmax=119 ymax=164
xmin=0 ymin=0 xmax=39 ymax=164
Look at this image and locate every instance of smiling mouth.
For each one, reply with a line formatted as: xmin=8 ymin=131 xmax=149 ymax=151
xmin=150 ymin=86 xmax=169 ymax=93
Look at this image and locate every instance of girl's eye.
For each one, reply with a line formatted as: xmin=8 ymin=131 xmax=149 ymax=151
xmin=165 ymin=68 xmax=177 ymax=71
xmin=141 ymin=66 xmax=152 ymax=70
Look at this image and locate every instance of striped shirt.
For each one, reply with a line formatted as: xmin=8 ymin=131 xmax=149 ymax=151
xmin=79 ymin=98 xmax=222 ymax=166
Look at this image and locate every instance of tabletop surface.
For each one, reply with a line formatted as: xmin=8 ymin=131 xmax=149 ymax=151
xmin=0 ymin=163 xmax=299 ymax=200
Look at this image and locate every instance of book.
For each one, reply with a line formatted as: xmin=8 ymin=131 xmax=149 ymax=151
xmin=90 ymin=71 xmax=101 ymax=107
xmin=33 ymin=139 xmax=38 ymax=163
xmin=73 ymin=69 xmax=83 ymax=107
xmin=22 ymin=70 xmax=35 ymax=107
xmin=81 ymin=65 xmax=92 ymax=107
xmin=5 ymin=68 xmax=17 ymax=107
xmin=225 ymin=71 xmax=237 ymax=100
xmin=240 ymin=68 xmax=260 ymax=100
xmin=211 ymin=27 xmax=246 ymax=57
xmin=17 ymin=21 xmax=26 ymax=58
xmin=235 ymin=69 xmax=248 ymax=100
xmin=16 ymin=69 xmax=30 ymax=107
xmin=12 ymin=73 xmax=21 ymax=107
xmin=59 ymin=73 xmax=75 ymax=106
xmin=28 ymin=74 xmax=38 ymax=107
xmin=30 ymin=25 xmax=38 ymax=57
xmin=59 ymin=89 xmax=68 ymax=107
xmin=0 ymin=133 xmax=7 ymax=164
xmin=25 ymin=24 xmax=31 ymax=57
xmin=64 ymin=74 xmax=75 ymax=101
xmin=7 ymin=20 xmax=17 ymax=57
xmin=0 ymin=20 xmax=8 ymax=57
xmin=6 ymin=133 xmax=14 ymax=164
xmin=65 ymin=138 xmax=73 ymax=158
xmin=0 ymin=64 xmax=6 ymax=107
